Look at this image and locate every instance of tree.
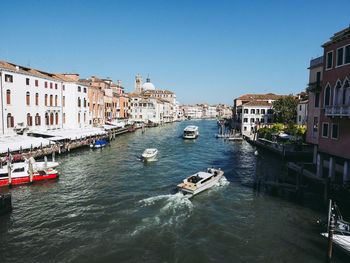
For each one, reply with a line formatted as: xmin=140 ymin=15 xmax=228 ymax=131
xmin=273 ymin=95 xmax=297 ymax=124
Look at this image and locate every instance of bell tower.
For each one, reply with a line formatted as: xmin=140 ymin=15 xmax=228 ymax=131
xmin=135 ymin=75 xmax=143 ymax=93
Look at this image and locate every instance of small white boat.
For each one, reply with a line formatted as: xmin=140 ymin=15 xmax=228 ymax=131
xmin=183 ymin=126 xmax=199 ymax=139
xmin=228 ymin=136 xmax=243 ymax=141
xmin=141 ymin=148 xmax=158 ymax=161
xmin=215 ymin=134 xmax=229 ymax=138
xmin=177 ymin=168 xmax=224 ymax=197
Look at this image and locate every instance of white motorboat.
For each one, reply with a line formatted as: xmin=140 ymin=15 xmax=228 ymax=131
xmin=0 ymin=157 xmax=59 ymax=174
xmin=228 ymin=135 xmax=243 ymax=141
xmin=177 ymin=168 xmax=224 ymax=197
xmin=183 ymin=126 xmax=199 ymax=139
xmin=141 ymin=148 xmax=158 ymax=161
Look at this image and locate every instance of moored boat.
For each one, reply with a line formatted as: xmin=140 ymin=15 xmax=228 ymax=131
xmin=183 ymin=126 xmax=199 ymax=139
xmin=90 ymin=139 xmax=107 ymax=148
xmin=177 ymin=168 xmax=224 ymax=197
xmin=0 ymin=161 xmax=59 ymax=187
xmin=141 ymin=148 xmax=158 ymax=161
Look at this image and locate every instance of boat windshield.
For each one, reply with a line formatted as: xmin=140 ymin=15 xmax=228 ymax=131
xmin=187 ymin=175 xmax=202 ymax=183
xmin=184 ymin=131 xmax=195 ymax=135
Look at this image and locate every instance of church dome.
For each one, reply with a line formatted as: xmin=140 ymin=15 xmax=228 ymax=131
xmin=141 ymin=75 xmax=155 ymax=91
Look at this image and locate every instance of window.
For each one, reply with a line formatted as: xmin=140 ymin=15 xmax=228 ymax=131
xmin=35 ymin=80 xmax=39 ymax=87
xmin=322 ymin=123 xmax=329 ymax=137
xmin=50 ymin=113 xmax=54 ymax=125
xmin=260 ymin=118 xmax=264 ymax=123
xmin=55 ymin=95 xmax=58 ymax=106
xmin=78 ymin=86 xmax=81 ymax=92
xmin=299 ymin=105 xmax=302 ymax=111
xmin=27 ymin=113 xmax=32 ymax=126
xmin=35 ymin=93 xmax=39 ymax=105
xmin=78 ymin=98 xmax=81 ymax=107
xmin=5 ymin=74 xmax=13 ymax=82
xmin=244 ymin=126 xmax=247 ymax=131
xmin=35 ymin=114 xmax=41 ymax=126
xmin=337 ymin=47 xmax=344 ymax=66
xmin=324 ymin=84 xmax=331 ymax=106
xmin=45 ymin=113 xmax=49 ymax=125
xmin=331 ymin=124 xmax=339 ymax=139
xmin=84 ymin=87 xmax=87 ymax=93
xmin=45 ymin=94 xmax=48 ymax=106
xmin=55 ymin=83 xmax=57 ymax=89
xmin=26 ymin=92 xmax=30 ymax=105
xmin=298 ymin=115 xmax=301 ymax=122
xmin=256 ymin=109 xmax=260 ymax=114
xmin=261 ymin=109 xmax=265 ymax=114
xmin=45 ymin=82 xmax=48 ymax=88
xmin=26 ymin=78 xmax=30 ymax=85
xmin=6 ymin=90 xmax=10 ymax=104
xmin=50 ymin=83 xmax=53 ymax=89
xmin=346 ymin=45 xmax=350 ymax=64
xmin=50 ymin=95 xmax=53 ymax=106
xmin=326 ymin=51 xmax=333 ymax=69
xmin=244 ymin=109 xmax=248 ymax=114
xmin=63 ymin=85 xmax=65 ymax=91
xmin=251 ymin=109 xmax=255 ymax=114
xmin=78 ymin=113 xmax=80 ymax=123
xmin=343 ymin=80 xmax=349 ymax=105
xmin=313 ymin=117 xmax=318 ymax=132
xmin=84 ymin=113 xmax=86 ymax=122
xmin=84 ymin=98 xmax=86 ymax=107
xmin=63 ymin=96 xmax=65 ymax=107
xmin=7 ymin=113 xmax=14 ymax=128
xmin=63 ymin=113 xmax=66 ymax=124
xmin=267 ymin=109 xmax=273 ymax=114
xmin=250 ymin=118 xmax=255 ymax=123
xmin=315 ymin=93 xmax=320 ymax=108
xmin=55 ymin=113 xmax=58 ymax=125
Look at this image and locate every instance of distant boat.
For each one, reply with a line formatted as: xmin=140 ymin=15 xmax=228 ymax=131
xmin=228 ymin=135 xmax=243 ymax=141
xmin=141 ymin=148 xmax=158 ymax=161
xmin=90 ymin=139 xmax=106 ymax=148
xmin=183 ymin=126 xmax=199 ymax=139
xmin=177 ymin=168 xmax=224 ymax=197
xmin=215 ymin=134 xmax=229 ymax=138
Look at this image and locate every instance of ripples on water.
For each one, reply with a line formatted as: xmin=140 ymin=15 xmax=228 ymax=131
xmin=0 ymin=120 xmax=349 ymax=263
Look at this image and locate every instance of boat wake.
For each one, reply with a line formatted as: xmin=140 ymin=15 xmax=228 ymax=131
xmin=216 ymin=175 xmax=230 ymax=187
xmin=130 ymin=193 xmax=193 ymax=236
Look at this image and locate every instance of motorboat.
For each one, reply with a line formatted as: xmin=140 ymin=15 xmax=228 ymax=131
xmin=141 ymin=148 xmax=158 ymax=161
xmin=215 ymin=134 xmax=229 ymax=138
xmin=177 ymin=168 xmax=224 ymax=197
xmin=183 ymin=126 xmax=199 ymax=139
xmin=320 ymin=199 xmax=350 ymax=256
xmin=0 ymin=157 xmax=59 ymax=174
xmin=228 ymin=135 xmax=243 ymax=141
xmin=90 ymin=139 xmax=107 ymax=148
xmin=0 ymin=160 xmax=59 ymax=187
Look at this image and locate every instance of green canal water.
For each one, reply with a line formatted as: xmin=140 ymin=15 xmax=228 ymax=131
xmin=0 ymin=120 xmax=348 ymax=262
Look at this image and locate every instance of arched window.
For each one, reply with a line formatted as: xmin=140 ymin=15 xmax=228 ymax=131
xmin=63 ymin=113 xmax=66 ymax=124
xmin=78 ymin=98 xmax=81 ymax=107
xmin=55 ymin=113 xmax=58 ymax=125
xmin=50 ymin=95 xmax=53 ymax=106
xmin=27 ymin=113 xmax=32 ymax=126
xmin=7 ymin=113 xmax=14 ymax=128
xmin=50 ymin=113 xmax=54 ymax=125
xmin=35 ymin=113 xmax=41 ymax=126
xmin=45 ymin=113 xmax=49 ymax=125
xmin=324 ymin=84 xmax=331 ymax=106
xmin=334 ymin=81 xmax=342 ymax=105
xmin=84 ymin=98 xmax=86 ymax=107
xmin=35 ymin=93 xmax=39 ymax=106
xmin=55 ymin=95 xmax=58 ymax=106
xmin=343 ymin=80 xmax=349 ymax=105
xmin=78 ymin=113 xmax=80 ymax=123
xmin=26 ymin=92 xmax=30 ymax=105
xmin=6 ymin=90 xmax=10 ymax=104
xmin=63 ymin=96 xmax=65 ymax=107
xmin=45 ymin=94 xmax=48 ymax=106
xmin=84 ymin=112 xmax=86 ymax=122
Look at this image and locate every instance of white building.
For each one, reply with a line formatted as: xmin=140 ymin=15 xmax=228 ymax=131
xmin=237 ymin=101 xmax=274 ymax=134
xmin=129 ymin=94 xmax=163 ymax=124
xmin=203 ymin=105 xmax=217 ymax=118
xmin=184 ymin=106 xmax=202 ymax=119
xmin=297 ymin=100 xmax=308 ymax=126
xmin=0 ymin=60 xmax=91 ymax=135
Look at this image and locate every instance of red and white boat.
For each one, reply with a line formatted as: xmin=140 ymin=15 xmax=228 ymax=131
xmin=0 ymin=161 xmax=59 ymax=187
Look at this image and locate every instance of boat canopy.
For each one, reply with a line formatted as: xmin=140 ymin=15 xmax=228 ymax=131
xmin=184 ymin=126 xmax=198 ymax=132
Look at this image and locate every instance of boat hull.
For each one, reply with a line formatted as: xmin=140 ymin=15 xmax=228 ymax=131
xmin=0 ymin=172 xmax=59 ymax=187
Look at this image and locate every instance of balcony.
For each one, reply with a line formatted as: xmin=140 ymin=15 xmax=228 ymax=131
xmin=307 ymin=81 xmax=322 ymax=93
xmin=325 ymin=105 xmax=350 ymax=117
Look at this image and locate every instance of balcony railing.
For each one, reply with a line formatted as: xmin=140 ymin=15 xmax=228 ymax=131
xmin=307 ymin=81 xmax=322 ymax=93
xmin=325 ymin=105 xmax=350 ymax=117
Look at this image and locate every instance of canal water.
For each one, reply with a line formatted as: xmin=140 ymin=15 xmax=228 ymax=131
xmin=0 ymin=120 xmax=348 ymax=263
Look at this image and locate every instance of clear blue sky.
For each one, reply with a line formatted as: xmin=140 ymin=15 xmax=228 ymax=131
xmin=1 ymin=0 xmax=350 ymax=105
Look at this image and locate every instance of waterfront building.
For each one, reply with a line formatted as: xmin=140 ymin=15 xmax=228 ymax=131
xmin=297 ymin=100 xmax=308 ymax=126
xmin=202 ymin=104 xmax=217 ymax=119
xmin=182 ymin=105 xmax=202 ymax=119
xmin=216 ymin=104 xmax=232 ymax=119
xmin=0 ymin=61 xmax=92 ymax=135
xmin=232 ymin=93 xmax=286 ymax=134
xmin=129 ymin=93 xmax=163 ymax=124
xmin=306 ymin=56 xmax=323 ymax=163
xmin=314 ymin=27 xmax=350 ymax=182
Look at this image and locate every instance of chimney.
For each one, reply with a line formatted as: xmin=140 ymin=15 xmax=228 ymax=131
xmin=15 ymin=66 xmax=19 ymax=71
xmin=91 ymin=76 xmax=95 ymax=82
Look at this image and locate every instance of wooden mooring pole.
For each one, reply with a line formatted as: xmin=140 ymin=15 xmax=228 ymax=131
xmin=327 ymin=214 xmax=335 ymax=262
xmin=29 ymin=161 xmax=33 ymax=183
xmin=7 ymin=160 xmax=12 ymax=187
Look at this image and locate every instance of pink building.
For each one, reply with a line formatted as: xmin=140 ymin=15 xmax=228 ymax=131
xmin=314 ymin=27 xmax=350 ymax=183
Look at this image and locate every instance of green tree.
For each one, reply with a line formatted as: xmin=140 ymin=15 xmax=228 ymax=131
xmin=273 ymin=95 xmax=297 ymax=124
